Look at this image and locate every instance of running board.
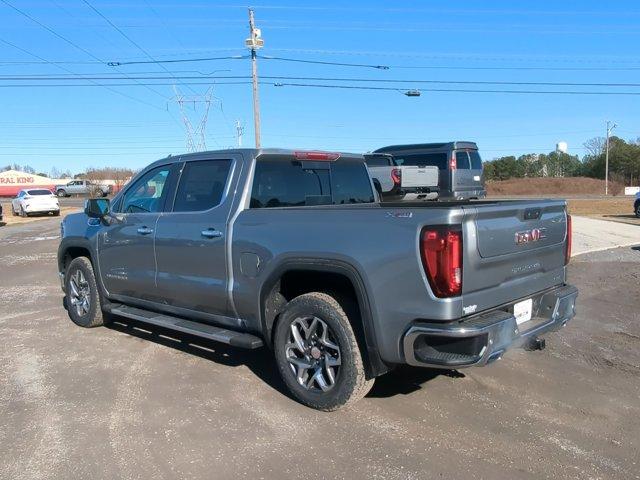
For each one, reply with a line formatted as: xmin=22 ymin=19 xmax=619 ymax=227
xmin=109 ymin=305 xmax=264 ymax=349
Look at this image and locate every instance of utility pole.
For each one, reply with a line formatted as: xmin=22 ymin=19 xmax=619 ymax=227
xmin=245 ymin=8 xmax=264 ymax=148
xmin=605 ymin=120 xmax=617 ymax=196
xmin=236 ymin=119 xmax=244 ymax=147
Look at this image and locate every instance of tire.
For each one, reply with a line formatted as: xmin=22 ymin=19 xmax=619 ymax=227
xmin=635 ymin=202 xmax=640 ymax=218
xmin=19 ymin=206 xmax=28 ymax=218
xmin=273 ymin=292 xmax=374 ymax=411
xmin=64 ymin=257 xmax=109 ymax=328
xmin=53 ymin=210 xmax=60 ymax=217
xmin=12 ymin=205 xmax=18 ymax=216
xmin=57 ymin=189 xmax=67 ymax=198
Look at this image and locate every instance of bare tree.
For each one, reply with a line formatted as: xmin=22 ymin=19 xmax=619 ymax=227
xmin=583 ymin=137 xmax=606 ymax=157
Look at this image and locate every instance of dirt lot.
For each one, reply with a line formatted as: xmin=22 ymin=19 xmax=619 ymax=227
xmin=0 ymin=218 xmax=639 ymax=480
xmin=486 ymin=177 xmax=627 ymax=197
xmin=487 ymin=178 xmax=639 ymax=226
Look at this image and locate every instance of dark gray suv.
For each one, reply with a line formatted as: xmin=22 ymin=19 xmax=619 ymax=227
xmin=374 ymin=142 xmax=486 ymax=200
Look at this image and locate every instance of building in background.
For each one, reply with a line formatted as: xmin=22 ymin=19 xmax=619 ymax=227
xmin=0 ymin=170 xmax=62 ymax=197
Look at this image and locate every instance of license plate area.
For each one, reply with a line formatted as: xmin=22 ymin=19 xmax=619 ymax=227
xmin=513 ymin=298 xmax=533 ymax=325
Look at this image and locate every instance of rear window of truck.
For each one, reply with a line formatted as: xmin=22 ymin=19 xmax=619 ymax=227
xmin=393 ymin=153 xmax=448 ymax=169
xmin=250 ymin=158 xmax=374 ymax=208
xmin=469 ymin=150 xmax=483 ymax=169
xmin=364 ymin=155 xmax=393 ymax=167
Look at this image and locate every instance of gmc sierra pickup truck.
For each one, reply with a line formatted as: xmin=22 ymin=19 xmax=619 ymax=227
xmin=57 ymin=149 xmax=577 ymax=411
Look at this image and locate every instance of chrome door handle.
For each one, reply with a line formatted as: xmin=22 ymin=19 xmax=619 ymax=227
xmin=201 ymin=229 xmax=223 ymax=238
xmin=137 ymin=226 xmax=153 ymax=235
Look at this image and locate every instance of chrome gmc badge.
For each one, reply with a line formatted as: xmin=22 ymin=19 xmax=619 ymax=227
xmin=515 ymin=227 xmax=546 ymax=245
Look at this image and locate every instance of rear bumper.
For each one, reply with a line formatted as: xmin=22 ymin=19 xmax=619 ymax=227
xmin=24 ymin=204 xmax=59 ymax=213
xmin=402 ymin=284 xmax=578 ymax=368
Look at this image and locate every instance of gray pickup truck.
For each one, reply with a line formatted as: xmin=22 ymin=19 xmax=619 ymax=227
xmin=57 ymin=149 xmax=577 ymax=410
xmin=55 ymin=179 xmax=112 ymax=198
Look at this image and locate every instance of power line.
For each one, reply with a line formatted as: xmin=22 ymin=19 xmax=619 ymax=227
xmin=48 ymin=0 xmax=170 ymax=103
xmin=0 ymin=36 xmax=165 ymax=111
xmin=269 ymin=82 xmax=640 ymax=96
xmin=0 ymin=0 xmax=104 ymax=62
xmin=108 ymin=55 xmax=247 ymax=66
xmin=2 ymin=79 xmax=640 ymax=95
xmin=0 ymin=1 xmax=171 ymax=110
xmin=257 ymin=55 xmax=389 ymax=69
xmin=79 ymin=0 xmax=200 ymax=95
xmin=2 ymin=74 xmax=640 ymax=88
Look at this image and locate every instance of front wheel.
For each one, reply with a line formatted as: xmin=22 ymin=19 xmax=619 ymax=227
xmin=64 ymin=257 xmax=109 ymax=328
xmin=274 ymin=292 xmax=374 ymax=411
xmin=57 ymin=189 xmax=67 ymax=198
xmin=635 ymin=202 xmax=640 ymax=218
xmin=19 ymin=206 xmax=28 ymax=217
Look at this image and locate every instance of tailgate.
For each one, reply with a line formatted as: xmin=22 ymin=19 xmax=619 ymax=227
xmin=461 ymin=200 xmax=568 ymax=312
xmin=401 ymin=166 xmax=439 ymax=188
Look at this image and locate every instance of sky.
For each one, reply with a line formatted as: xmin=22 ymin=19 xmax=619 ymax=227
xmin=1 ymin=0 xmax=640 ymax=174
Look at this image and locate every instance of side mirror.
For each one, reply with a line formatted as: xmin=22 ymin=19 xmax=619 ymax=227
xmin=85 ymin=198 xmax=110 ymax=218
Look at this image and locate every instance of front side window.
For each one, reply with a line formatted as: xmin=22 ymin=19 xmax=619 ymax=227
xmin=119 ymin=165 xmax=171 ymax=213
xmin=173 ymin=159 xmax=232 ymax=212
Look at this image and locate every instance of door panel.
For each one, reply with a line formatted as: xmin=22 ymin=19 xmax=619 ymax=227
xmin=98 ymin=164 xmax=174 ymax=301
xmin=98 ymin=213 xmax=160 ymax=300
xmin=154 ymin=157 xmax=238 ymax=318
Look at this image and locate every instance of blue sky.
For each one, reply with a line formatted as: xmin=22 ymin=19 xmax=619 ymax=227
xmin=1 ymin=0 xmax=640 ymax=174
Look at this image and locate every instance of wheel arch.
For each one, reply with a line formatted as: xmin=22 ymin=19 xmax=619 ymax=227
xmin=259 ymin=258 xmax=390 ymax=379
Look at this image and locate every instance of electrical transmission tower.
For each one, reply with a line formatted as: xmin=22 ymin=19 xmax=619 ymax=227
xmin=172 ymin=86 xmax=214 ymax=152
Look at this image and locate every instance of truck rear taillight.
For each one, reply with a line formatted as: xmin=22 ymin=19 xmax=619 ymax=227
xmin=391 ymin=168 xmax=402 ymax=186
xmin=565 ymin=214 xmax=572 ymax=265
xmin=449 ymin=153 xmax=457 ymax=170
xmin=421 ymin=227 xmax=463 ymax=297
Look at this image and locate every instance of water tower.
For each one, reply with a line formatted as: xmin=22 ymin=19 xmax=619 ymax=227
xmin=556 ymin=141 xmax=568 ymax=154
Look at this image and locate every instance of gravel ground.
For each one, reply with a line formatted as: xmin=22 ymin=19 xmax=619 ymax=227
xmin=0 ymin=218 xmax=638 ymax=480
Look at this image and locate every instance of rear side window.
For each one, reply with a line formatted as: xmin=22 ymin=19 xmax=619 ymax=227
xmin=394 ymin=153 xmax=448 ymax=169
xmin=173 ymin=160 xmax=232 ymax=212
xmin=455 ymin=151 xmax=470 ymax=169
xmin=469 ymin=151 xmax=483 ymax=170
xmin=250 ymin=158 xmax=373 ymax=208
xmin=365 ymin=155 xmax=392 ymax=167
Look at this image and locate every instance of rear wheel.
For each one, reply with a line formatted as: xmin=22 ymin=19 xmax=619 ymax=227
xmin=274 ymin=292 xmax=373 ymax=411
xmin=53 ymin=210 xmax=60 ymax=217
xmin=64 ymin=257 xmax=109 ymax=328
xmin=635 ymin=202 xmax=640 ymax=218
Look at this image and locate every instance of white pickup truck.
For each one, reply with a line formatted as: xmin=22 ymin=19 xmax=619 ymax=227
xmin=365 ymin=153 xmax=439 ymax=201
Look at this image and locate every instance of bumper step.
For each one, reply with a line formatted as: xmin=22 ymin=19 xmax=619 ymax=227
xmin=109 ymin=305 xmax=264 ymax=349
